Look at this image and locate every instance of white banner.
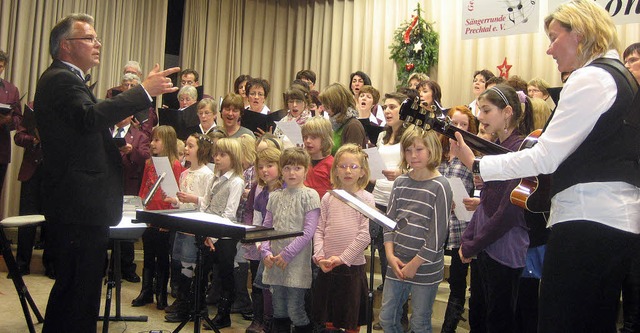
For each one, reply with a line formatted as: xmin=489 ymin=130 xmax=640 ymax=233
xmin=462 ymin=0 xmax=541 ymax=40
xmin=549 ymin=0 xmax=640 ymax=25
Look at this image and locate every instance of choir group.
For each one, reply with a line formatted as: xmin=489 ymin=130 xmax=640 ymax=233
xmin=2 ymin=1 xmax=640 ymax=332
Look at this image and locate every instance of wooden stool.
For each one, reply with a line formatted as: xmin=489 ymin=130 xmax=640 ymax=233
xmin=1 ymin=215 xmax=45 ymax=333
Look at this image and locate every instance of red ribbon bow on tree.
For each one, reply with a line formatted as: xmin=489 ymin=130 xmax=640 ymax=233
xmin=403 ymin=16 xmax=419 ymax=44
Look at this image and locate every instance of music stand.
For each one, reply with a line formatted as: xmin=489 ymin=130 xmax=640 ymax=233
xmin=98 ymin=170 xmax=163 ymax=332
xmin=99 ymin=204 xmax=148 ymax=332
xmin=329 ymin=190 xmax=397 ymax=333
xmin=135 ymin=209 xmax=303 ymax=333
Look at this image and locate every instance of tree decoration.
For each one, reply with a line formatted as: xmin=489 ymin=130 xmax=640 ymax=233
xmin=390 ymin=3 xmax=439 ymax=85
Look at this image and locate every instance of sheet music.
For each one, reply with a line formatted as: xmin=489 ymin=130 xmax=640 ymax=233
xmin=447 ymin=177 xmax=474 ymax=222
xmin=330 ymin=189 xmax=397 ymax=229
xmin=275 ymin=121 xmax=303 ymax=146
xmin=363 ymin=147 xmax=386 ymax=180
xmin=167 ymin=211 xmax=256 ymax=229
xmin=152 ymin=156 xmax=180 ymax=197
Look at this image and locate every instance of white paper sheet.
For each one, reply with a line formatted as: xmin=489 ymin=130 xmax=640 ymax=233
xmin=168 ymin=211 xmax=256 ymax=229
xmin=152 ymin=156 xmax=180 ymax=198
xmin=275 ymin=121 xmax=303 ymax=146
xmin=363 ymin=147 xmax=387 ymax=180
xmin=447 ymin=177 xmax=474 ymax=222
xmin=330 ymin=189 xmax=397 ymax=229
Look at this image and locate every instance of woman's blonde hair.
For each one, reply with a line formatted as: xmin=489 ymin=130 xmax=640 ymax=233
xmin=151 ymin=125 xmax=179 ymax=163
xmin=256 ymin=147 xmax=283 ymax=189
xmin=238 ymin=134 xmax=257 ymax=167
xmin=197 ymin=98 xmax=218 ymax=116
xmin=544 ymin=0 xmax=619 ymax=68
xmin=527 ymin=78 xmax=551 ymax=97
xmin=530 ymin=98 xmax=552 ymax=130
xmin=399 ymin=129 xmax=442 ymax=172
xmin=213 ymin=138 xmax=244 ymax=176
xmin=301 ymin=116 xmax=334 ymax=157
xmin=330 ymin=144 xmax=370 ymax=191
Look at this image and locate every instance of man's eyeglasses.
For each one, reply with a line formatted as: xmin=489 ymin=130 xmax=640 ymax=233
xmin=66 ymin=36 xmax=102 ymax=45
xmin=197 ymin=111 xmax=213 ymax=116
xmin=249 ymin=92 xmax=265 ymax=97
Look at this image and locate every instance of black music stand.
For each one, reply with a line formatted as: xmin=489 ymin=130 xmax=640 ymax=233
xmin=99 ymin=200 xmax=148 ymax=332
xmin=328 ymin=190 xmax=397 ymax=333
xmin=135 ymin=209 xmax=303 ymax=333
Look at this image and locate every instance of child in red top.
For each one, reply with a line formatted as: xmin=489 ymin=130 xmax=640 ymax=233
xmin=133 ymin=126 xmax=184 ymax=309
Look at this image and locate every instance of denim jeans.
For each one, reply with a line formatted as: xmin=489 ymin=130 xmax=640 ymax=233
xmin=172 ymin=232 xmax=197 ymax=263
xmin=379 ymin=278 xmax=439 ymax=333
xmin=271 ymin=285 xmax=309 ymax=326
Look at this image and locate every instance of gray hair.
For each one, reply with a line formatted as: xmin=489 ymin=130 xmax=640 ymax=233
xmin=49 ymin=13 xmax=94 ymax=59
xmin=123 ymin=60 xmax=142 ymax=75
xmin=121 ymin=73 xmax=141 ymax=84
xmin=178 ymin=85 xmax=197 ymax=100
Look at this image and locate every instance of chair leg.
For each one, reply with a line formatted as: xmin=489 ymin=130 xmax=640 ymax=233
xmin=1 ymin=227 xmax=43 ymax=333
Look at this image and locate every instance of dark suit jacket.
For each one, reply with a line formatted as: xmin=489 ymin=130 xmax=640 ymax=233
xmin=120 ymin=126 xmax=150 ymax=195
xmin=0 ymin=78 xmax=23 ymax=164
xmin=34 ymin=60 xmax=152 ymax=226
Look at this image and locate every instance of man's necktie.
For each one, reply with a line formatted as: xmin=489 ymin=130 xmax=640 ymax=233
xmin=115 ymin=127 xmax=125 ymax=138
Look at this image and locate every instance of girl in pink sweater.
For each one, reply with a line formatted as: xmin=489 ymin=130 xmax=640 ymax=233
xmin=312 ymin=144 xmax=374 ymax=333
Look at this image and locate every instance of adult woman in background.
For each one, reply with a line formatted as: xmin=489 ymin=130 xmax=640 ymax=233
xmin=454 ymin=2 xmax=640 ymax=331
xmin=220 ymin=93 xmax=255 ymax=138
xmin=349 ymin=71 xmax=372 ymax=103
xmin=468 ymin=70 xmax=495 ymax=117
xmin=416 ymin=80 xmax=442 ymax=111
xmin=245 ymin=78 xmax=271 ymax=115
xmin=234 ymin=74 xmax=252 ymax=109
xmin=319 ymin=83 xmax=367 ymax=155
xmin=527 ymin=78 xmax=556 ymax=110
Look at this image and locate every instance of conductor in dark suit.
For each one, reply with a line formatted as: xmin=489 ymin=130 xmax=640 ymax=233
xmin=34 ymin=13 xmax=179 ymax=332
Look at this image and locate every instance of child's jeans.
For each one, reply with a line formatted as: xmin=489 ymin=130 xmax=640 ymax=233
xmin=379 ymin=278 xmax=439 ymax=333
xmin=271 ymin=285 xmax=309 ymax=326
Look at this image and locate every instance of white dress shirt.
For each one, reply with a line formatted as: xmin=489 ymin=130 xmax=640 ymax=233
xmin=479 ymin=50 xmax=640 ymax=233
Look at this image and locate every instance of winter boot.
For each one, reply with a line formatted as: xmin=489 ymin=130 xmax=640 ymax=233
xmin=204 ymin=296 xmax=232 ymax=329
xmin=155 ymin=269 xmax=169 ymax=310
xmin=271 ymin=317 xmax=292 ymax=333
xmin=231 ymin=262 xmax=253 ymax=316
xmin=441 ymin=298 xmax=466 ymax=333
xmin=131 ymin=267 xmax=154 ymax=306
xmin=246 ymin=286 xmax=264 ymax=333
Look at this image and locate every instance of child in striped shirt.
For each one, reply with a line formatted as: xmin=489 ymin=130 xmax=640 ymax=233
xmin=379 ymin=130 xmax=452 ymax=333
xmin=312 ymin=144 xmax=374 ymax=333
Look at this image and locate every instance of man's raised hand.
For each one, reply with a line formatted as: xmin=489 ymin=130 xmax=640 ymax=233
xmin=141 ymin=64 xmax=181 ymax=97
